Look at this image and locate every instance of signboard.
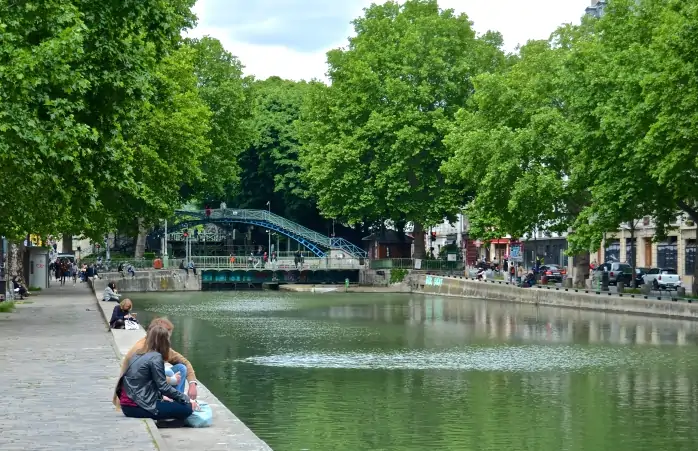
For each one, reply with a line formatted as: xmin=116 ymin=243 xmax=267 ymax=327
xmin=414 ymin=259 xmax=422 ymax=270
xmin=509 ymin=244 xmax=523 ymax=262
xmin=447 ymin=253 xmax=457 ymax=262
xmin=475 ymin=239 xmax=483 ymax=248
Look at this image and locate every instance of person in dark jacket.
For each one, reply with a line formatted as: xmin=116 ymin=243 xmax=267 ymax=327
xmin=114 ymin=325 xmax=197 ymax=421
xmin=110 ymin=299 xmax=137 ymax=329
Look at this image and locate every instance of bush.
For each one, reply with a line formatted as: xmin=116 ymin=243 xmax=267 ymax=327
xmin=0 ymin=301 xmax=16 ymax=313
xmin=28 ymin=286 xmax=42 ymax=291
xmin=390 ymin=269 xmax=408 ymax=284
xmin=143 ymin=252 xmax=156 ymax=259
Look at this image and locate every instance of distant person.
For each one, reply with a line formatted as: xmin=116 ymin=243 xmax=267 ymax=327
xmin=11 ymin=276 xmax=28 ymax=299
xmin=114 ymin=325 xmax=197 ymax=422
xmin=110 ymin=299 xmax=137 ymax=329
xmin=103 ymin=282 xmax=120 ymax=302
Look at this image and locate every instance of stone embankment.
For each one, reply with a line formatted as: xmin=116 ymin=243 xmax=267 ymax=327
xmin=414 ymin=274 xmax=698 ymax=320
xmin=93 ymin=286 xmax=272 ymax=451
xmin=95 ymin=270 xmax=200 ymax=292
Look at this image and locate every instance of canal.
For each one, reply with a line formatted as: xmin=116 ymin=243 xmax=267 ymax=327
xmin=134 ymin=292 xmax=698 ymax=451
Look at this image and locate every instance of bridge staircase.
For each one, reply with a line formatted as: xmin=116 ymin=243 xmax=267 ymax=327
xmin=170 ymin=209 xmax=367 ymax=259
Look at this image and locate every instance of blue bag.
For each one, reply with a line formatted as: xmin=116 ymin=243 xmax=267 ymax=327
xmin=185 ymin=401 xmax=213 ymax=428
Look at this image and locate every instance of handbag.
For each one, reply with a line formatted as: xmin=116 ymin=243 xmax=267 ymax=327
xmin=125 ymin=319 xmax=140 ymax=330
xmin=185 ymin=401 xmax=213 ymax=428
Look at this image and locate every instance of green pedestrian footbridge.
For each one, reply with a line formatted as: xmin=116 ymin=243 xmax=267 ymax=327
xmin=167 ymin=208 xmax=367 ymax=259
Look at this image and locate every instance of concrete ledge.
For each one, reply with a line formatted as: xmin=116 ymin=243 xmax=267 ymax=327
xmin=94 ymin=271 xmax=200 ymax=293
xmin=93 ymin=290 xmax=169 ymax=451
xmin=92 ymin=284 xmax=272 ymax=450
xmin=416 ymin=275 xmax=698 ymax=320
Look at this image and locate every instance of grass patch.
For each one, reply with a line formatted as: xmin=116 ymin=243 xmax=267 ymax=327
xmin=28 ymin=286 xmax=42 ymax=291
xmin=624 ymin=288 xmax=642 ymax=294
xmin=0 ymin=301 xmax=16 ymax=313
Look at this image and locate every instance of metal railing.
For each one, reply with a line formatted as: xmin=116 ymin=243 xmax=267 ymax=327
xmin=173 ymin=209 xmax=368 ymax=258
xmin=369 ymin=258 xmax=465 ymax=271
xmin=190 ymin=255 xmax=362 ymax=270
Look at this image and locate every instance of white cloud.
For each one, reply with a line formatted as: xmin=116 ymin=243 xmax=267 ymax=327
xmin=190 ymin=0 xmax=592 ymax=82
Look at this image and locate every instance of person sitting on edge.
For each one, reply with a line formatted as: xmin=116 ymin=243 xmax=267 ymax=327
xmin=115 ymin=317 xmax=199 ymax=401
xmin=110 ymin=299 xmax=137 ymax=329
xmin=114 ymin=325 xmax=198 ymax=421
xmin=103 ymin=281 xmax=120 ymax=302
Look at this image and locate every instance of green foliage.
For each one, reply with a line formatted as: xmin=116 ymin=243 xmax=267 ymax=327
xmin=0 ymin=302 xmax=15 ymax=313
xmin=299 ymin=0 xmax=506 ymax=257
xmin=564 ymin=0 xmax=698 ymax=255
xmin=390 ymin=269 xmax=409 ymax=284
xmin=0 ymin=0 xmax=196 ymax=239
xmin=232 ymin=77 xmax=338 ymax=235
xmin=441 ymin=37 xmax=589 ymax=243
xmin=186 ymin=37 xmax=255 ymax=200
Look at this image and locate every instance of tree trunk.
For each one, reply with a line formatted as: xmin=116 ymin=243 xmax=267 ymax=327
xmin=629 ymin=222 xmax=637 ymax=288
xmin=677 ymin=202 xmax=698 ymax=296
xmin=134 ymin=218 xmax=148 ymax=259
xmin=412 ymin=221 xmax=426 ymax=259
xmin=62 ymin=234 xmax=73 ymax=253
xmin=8 ymin=240 xmax=25 ymax=284
xmin=573 ymin=251 xmax=590 ymax=288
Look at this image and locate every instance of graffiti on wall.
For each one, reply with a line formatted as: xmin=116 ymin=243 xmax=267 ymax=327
xmin=425 ymin=275 xmax=443 ymax=287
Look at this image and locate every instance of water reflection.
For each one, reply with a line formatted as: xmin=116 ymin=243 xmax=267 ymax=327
xmin=135 ymin=292 xmax=698 ymax=451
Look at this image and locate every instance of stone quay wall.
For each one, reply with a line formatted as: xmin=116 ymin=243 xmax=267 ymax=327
xmin=95 ymin=270 xmax=200 ymax=293
xmin=414 ymin=274 xmax=698 ymax=320
xmin=91 ymin=282 xmax=272 ymax=450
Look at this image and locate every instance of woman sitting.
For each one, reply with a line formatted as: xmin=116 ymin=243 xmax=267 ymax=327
xmin=103 ymin=282 xmax=120 ymax=302
xmin=114 ymin=325 xmax=197 ymax=421
xmin=110 ymin=299 xmax=137 ymax=329
xmin=11 ymin=276 xmax=28 ymax=299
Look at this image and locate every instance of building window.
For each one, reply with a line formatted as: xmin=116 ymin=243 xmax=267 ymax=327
xmin=605 ymin=239 xmax=620 ymax=262
xmin=686 ymin=240 xmax=696 ymax=275
xmin=657 ymin=237 xmax=678 ymax=269
xmin=625 ymin=238 xmax=636 ymax=265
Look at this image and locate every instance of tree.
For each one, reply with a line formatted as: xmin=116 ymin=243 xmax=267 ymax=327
xmin=107 ymin=45 xmax=212 ymax=257
xmin=441 ymin=35 xmax=593 ymax=286
xmin=298 ymin=0 xmax=506 ymax=258
xmin=566 ymin=0 xmax=698 ymax=292
xmin=230 ymin=77 xmax=360 ymax=241
xmin=0 ymin=0 xmax=197 ymax=240
xmin=185 ymin=37 xmax=255 ymax=201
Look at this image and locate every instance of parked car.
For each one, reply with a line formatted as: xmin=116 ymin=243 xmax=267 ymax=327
xmin=594 ymin=262 xmax=633 ymax=286
xmin=643 ymin=268 xmax=681 ymax=291
xmin=540 ymin=264 xmax=564 ymax=283
xmin=634 ymin=267 xmax=649 ymax=286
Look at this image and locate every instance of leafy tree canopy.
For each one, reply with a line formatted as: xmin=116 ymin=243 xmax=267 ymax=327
xmin=298 ymin=0 xmax=506 ymax=257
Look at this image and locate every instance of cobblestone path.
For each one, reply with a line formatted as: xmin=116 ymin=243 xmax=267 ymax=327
xmin=0 ymin=284 xmax=158 ymax=450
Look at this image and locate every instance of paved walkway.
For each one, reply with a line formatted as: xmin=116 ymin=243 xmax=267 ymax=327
xmin=0 ymin=284 xmax=159 ymax=450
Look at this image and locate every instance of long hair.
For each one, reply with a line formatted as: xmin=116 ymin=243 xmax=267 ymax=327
xmin=145 ymin=325 xmax=171 ymax=361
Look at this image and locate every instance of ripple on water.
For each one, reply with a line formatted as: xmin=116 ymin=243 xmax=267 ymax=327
xmin=237 ymin=345 xmax=655 ymax=372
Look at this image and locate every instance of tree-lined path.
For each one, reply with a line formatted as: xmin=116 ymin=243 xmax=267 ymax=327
xmin=0 ymin=286 xmax=159 ymax=450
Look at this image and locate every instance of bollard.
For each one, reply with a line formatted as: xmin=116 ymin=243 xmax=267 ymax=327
xmin=617 ymin=281 xmax=624 ymax=294
xmin=601 ymin=271 xmax=610 ymax=292
xmin=678 ymin=287 xmax=686 ymax=297
xmin=563 ymin=278 xmax=573 ymax=289
xmin=641 ymin=284 xmax=651 ymax=295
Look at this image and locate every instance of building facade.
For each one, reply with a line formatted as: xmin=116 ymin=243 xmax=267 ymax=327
xmin=585 ymin=0 xmax=607 ymax=18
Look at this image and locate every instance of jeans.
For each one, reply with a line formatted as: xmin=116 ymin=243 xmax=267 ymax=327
xmin=122 ymin=400 xmax=192 ymax=421
xmin=165 ymin=363 xmax=188 ymax=393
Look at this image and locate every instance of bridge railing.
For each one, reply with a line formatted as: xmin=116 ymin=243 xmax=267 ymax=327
xmin=173 ymin=208 xmax=367 ymax=258
xmin=191 ymin=255 xmax=363 ymax=270
xmin=369 ymin=258 xmax=465 ymax=271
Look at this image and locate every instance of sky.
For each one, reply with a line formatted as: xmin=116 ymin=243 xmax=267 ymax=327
xmin=188 ymin=0 xmax=593 ymax=81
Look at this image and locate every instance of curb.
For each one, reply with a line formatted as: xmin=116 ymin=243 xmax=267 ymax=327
xmin=91 ymin=281 xmax=169 ymax=451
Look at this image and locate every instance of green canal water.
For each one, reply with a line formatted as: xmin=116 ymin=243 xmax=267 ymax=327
xmin=134 ymin=292 xmax=698 ymax=451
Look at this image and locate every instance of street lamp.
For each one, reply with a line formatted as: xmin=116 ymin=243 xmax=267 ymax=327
xmin=266 ymin=201 xmax=271 ymax=254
